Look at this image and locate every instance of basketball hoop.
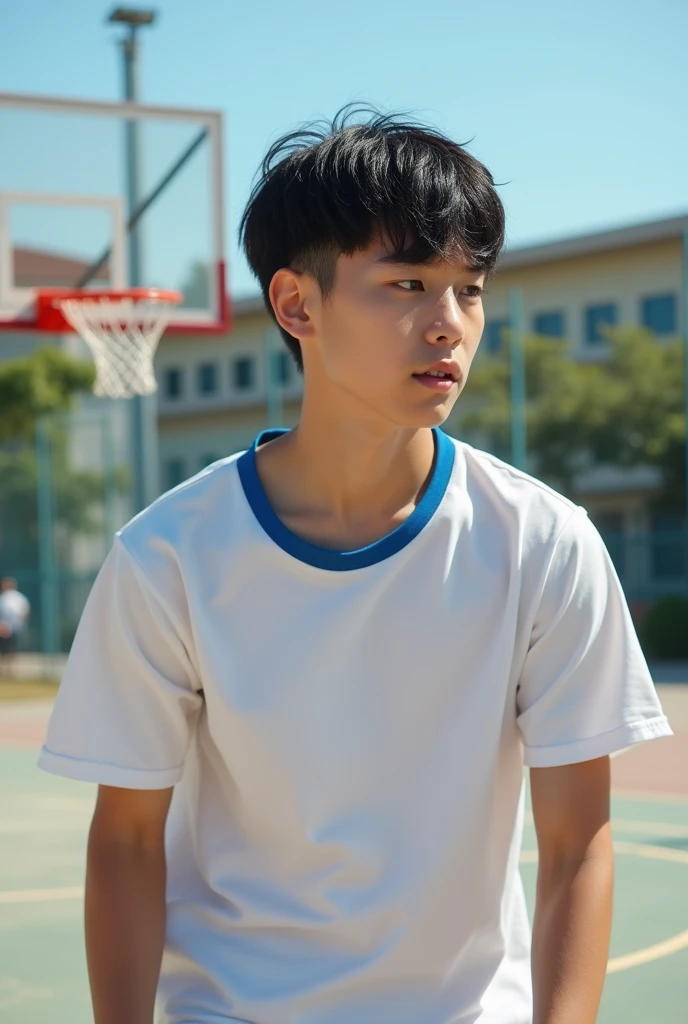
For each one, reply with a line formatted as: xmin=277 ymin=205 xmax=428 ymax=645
xmin=36 ymin=288 xmax=183 ymax=399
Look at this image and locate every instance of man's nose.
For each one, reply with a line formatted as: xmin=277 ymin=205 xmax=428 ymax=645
xmin=424 ymin=295 xmax=465 ymax=347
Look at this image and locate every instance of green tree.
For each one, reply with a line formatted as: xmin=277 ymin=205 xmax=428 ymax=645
xmin=0 ymin=425 xmax=108 ymax=570
xmin=0 ymin=347 xmax=127 ymax=574
xmin=0 ymin=346 xmax=94 ymax=443
xmin=455 ymin=327 xmax=685 ymax=510
xmin=178 ymin=260 xmax=211 ymax=310
xmin=594 ymin=327 xmax=685 ymax=512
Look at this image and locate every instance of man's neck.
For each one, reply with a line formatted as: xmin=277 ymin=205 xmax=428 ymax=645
xmin=254 ymin=405 xmax=436 ymax=551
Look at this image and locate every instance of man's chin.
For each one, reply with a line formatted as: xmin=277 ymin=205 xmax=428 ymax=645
xmin=396 ymin=392 xmax=460 ymax=430
xmin=390 ymin=405 xmax=455 ymax=431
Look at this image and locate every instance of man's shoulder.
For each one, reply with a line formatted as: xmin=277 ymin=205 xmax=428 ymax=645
xmin=117 ymin=450 xmax=247 ymax=574
xmin=450 ymin=437 xmax=579 ymax=525
xmin=446 ymin=437 xmax=586 ymax=567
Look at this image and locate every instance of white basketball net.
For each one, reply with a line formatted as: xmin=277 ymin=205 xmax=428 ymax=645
xmin=58 ymin=296 xmax=177 ymax=398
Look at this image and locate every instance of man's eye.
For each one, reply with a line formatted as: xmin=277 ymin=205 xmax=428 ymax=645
xmin=395 ymin=281 xmax=484 ymax=297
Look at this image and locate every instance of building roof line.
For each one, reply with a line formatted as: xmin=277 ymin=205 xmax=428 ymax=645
xmin=231 ymin=210 xmax=688 ymax=313
xmin=498 ymin=211 xmax=688 ymax=269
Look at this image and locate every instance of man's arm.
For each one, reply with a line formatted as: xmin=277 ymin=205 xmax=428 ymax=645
xmin=85 ymin=784 xmax=173 ymax=1024
xmin=530 ymin=755 xmax=614 ymax=1024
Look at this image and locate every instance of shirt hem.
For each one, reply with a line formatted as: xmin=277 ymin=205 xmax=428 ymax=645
xmin=37 ymin=746 xmax=184 ymax=788
xmin=523 ymin=715 xmax=673 ymax=767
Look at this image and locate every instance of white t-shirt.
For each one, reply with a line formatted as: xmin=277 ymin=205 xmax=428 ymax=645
xmin=0 ymin=589 xmax=30 ymax=633
xmin=39 ymin=428 xmax=672 ymax=1024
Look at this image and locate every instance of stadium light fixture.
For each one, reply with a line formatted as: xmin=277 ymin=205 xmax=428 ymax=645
xmin=107 ymin=7 xmax=157 ymax=27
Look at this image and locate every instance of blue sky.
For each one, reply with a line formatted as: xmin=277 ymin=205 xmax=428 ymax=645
xmin=1 ymin=0 xmax=687 ymax=300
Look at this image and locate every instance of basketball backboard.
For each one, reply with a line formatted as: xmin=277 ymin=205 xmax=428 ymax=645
xmin=0 ymin=92 xmax=228 ymax=334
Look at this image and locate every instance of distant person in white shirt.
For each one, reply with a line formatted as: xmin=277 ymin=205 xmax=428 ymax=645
xmin=0 ymin=577 xmax=30 ymax=676
xmin=39 ymin=104 xmax=672 ymax=1024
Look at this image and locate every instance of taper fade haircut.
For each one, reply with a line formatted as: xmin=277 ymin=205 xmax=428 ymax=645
xmin=239 ymin=104 xmax=506 ymax=371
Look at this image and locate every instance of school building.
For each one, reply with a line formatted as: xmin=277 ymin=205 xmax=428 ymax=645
xmin=1 ymin=211 xmax=687 ymax=650
xmin=155 ymin=211 xmax=688 ymax=607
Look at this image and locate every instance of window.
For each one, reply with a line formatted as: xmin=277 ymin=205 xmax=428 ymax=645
xmin=532 ymin=310 xmax=565 ymax=338
xmin=165 ymin=457 xmax=187 ymax=491
xmin=641 ymin=294 xmax=677 ymax=336
xmin=200 ymin=453 xmax=221 ymax=470
xmin=233 ymin=356 xmax=255 ymax=391
xmin=197 ymin=362 xmax=218 ymax=394
xmin=585 ymin=303 xmax=617 ymax=345
xmin=483 ymin=318 xmax=508 ymax=354
xmin=163 ymin=366 xmax=183 ymax=399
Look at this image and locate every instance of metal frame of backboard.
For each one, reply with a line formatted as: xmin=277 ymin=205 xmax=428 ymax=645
xmin=0 ymin=91 xmax=228 ymax=334
xmin=0 ymin=191 xmax=128 ymax=320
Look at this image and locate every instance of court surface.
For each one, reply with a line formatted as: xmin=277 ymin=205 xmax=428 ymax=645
xmin=1 ymin=686 xmax=687 ymax=1023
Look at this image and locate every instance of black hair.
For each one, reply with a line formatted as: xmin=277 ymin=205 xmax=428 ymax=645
xmin=238 ymin=103 xmax=506 ymax=371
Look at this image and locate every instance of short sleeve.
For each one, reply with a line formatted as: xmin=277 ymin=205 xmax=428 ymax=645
xmin=38 ymin=536 xmax=203 ymax=788
xmin=517 ymin=507 xmax=672 ymax=768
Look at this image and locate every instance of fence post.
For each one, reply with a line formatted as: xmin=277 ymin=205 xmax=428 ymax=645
xmin=36 ymin=418 xmax=60 ymax=669
xmin=508 ymin=287 xmax=527 ymax=471
xmin=682 ymin=229 xmax=688 ymax=576
xmin=264 ymin=328 xmax=284 ymax=428
xmin=102 ymin=411 xmax=118 ymax=551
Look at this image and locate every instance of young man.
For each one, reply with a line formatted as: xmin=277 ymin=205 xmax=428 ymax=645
xmin=0 ymin=576 xmax=30 ymax=676
xmin=39 ymin=107 xmax=672 ymax=1024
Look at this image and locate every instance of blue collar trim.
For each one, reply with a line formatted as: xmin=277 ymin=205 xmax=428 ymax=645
xmin=237 ymin=427 xmax=454 ymax=571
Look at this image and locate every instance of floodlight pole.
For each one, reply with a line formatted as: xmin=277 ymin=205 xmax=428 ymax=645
xmin=109 ymin=7 xmax=159 ymax=514
xmin=121 ymin=26 xmax=145 ymax=287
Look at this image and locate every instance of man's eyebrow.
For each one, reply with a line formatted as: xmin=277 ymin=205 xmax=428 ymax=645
xmin=372 ymin=254 xmax=485 ymax=274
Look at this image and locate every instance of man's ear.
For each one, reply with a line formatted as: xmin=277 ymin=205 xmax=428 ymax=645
xmin=268 ymin=267 xmax=319 ymax=343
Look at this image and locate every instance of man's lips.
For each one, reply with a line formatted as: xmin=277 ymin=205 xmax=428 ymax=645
xmin=412 ymin=372 xmax=457 ymax=391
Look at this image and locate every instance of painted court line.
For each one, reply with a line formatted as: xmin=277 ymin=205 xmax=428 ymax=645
xmin=612 ymin=788 xmax=688 ymax=805
xmin=613 ymin=839 xmax=688 ymax=865
xmin=2 ymin=843 xmax=687 ymax=977
xmin=606 ymin=929 xmax=688 ymax=973
xmin=611 ymin=818 xmax=688 ymax=838
xmin=521 ymin=840 xmax=688 ymax=973
xmin=525 ymin=811 xmax=688 ymax=838
xmin=521 ymin=839 xmax=688 ymax=867
xmin=0 ymin=886 xmax=83 ymax=904
xmin=0 ymin=821 xmax=90 ymax=834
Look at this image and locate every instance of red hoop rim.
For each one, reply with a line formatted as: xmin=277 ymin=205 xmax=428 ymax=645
xmin=36 ymin=288 xmax=183 ymax=332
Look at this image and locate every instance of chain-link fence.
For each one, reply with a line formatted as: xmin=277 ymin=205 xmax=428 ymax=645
xmin=603 ymin=530 xmax=688 ymax=605
xmin=0 ymin=404 xmax=131 ymax=656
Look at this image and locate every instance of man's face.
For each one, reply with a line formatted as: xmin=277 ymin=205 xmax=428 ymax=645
xmin=304 ymin=241 xmax=486 ymax=429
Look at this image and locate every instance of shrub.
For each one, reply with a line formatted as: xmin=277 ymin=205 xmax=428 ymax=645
xmin=640 ymin=594 xmax=688 ymax=660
